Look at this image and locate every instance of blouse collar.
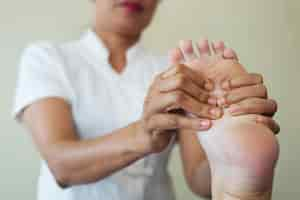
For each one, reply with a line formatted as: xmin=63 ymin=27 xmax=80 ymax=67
xmin=80 ymin=29 xmax=145 ymax=63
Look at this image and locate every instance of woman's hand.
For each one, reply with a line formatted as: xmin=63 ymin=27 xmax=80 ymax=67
xmin=137 ymin=64 xmax=220 ymax=154
xmin=209 ymin=41 xmax=280 ymax=134
xmin=219 ymin=73 xmax=280 ymax=134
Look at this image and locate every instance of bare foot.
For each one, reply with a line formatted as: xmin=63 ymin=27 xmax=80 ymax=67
xmin=169 ymin=39 xmax=279 ymax=200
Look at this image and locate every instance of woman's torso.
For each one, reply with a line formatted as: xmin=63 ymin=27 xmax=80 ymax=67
xmin=25 ymin=30 xmax=176 ymax=200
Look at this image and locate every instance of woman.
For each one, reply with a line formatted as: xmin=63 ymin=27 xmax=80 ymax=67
xmin=13 ymin=0 xmax=279 ymax=200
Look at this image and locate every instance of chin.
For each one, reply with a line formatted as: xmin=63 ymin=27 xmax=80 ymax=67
xmin=115 ymin=22 xmax=147 ymax=37
xmin=115 ymin=13 xmax=152 ymax=34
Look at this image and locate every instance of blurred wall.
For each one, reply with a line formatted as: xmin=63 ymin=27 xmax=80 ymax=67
xmin=0 ymin=0 xmax=299 ymax=199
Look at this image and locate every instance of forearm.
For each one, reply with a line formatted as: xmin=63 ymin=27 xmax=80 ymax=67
xmin=189 ymin=161 xmax=212 ymax=198
xmin=178 ymin=129 xmax=212 ymax=198
xmin=45 ymin=121 xmax=149 ymax=187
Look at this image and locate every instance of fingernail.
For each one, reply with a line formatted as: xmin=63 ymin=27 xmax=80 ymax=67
xmin=208 ymin=97 xmax=217 ymax=105
xmin=210 ymin=107 xmax=223 ymax=118
xmin=228 ymin=105 xmax=240 ymax=115
xmin=199 ymin=120 xmax=211 ymax=128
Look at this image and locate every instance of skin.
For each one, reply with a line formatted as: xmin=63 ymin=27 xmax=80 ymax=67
xmin=169 ymin=40 xmax=279 ymax=199
xmin=21 ymin=0 xmax=279 ymax=197
xmin=94 ymin=0 xmax=159 ymax=73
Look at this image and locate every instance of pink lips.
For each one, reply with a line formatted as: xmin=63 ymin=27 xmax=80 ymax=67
xmin=119 ymin=1 xmax=144 ymax=13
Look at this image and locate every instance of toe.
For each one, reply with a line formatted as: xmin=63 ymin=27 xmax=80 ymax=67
xmin=197 ymin=38 xmax=212 ymax=58
xmin=223 ymin=48 xmax=239 ymax=61
xmin=168 ymin=47 xmax=184 ymax=65
xmin=179 ymin=40 xmax=197 ymax=62
xmin=212 ymin=41 xmax=225 ymax=56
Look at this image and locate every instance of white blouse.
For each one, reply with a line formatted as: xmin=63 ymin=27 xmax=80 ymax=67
xmin=13 ymin=30 xmax=176 ymax=200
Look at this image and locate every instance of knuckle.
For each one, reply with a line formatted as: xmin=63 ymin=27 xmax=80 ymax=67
xmin=269 ymin=99 xmax=278 ymax=112
xmin=175 ymin=74 xmax=186 ymax=87
xmin=144 ymin=98 xmax=150 ymax=107
xmin=154 ymin=74 xmax=162 ymax=82
xmin=226 ymin=92 xmax=237 ymax=102
xmin=199 ymin=92 xmax=209 ymax=102
xmin=142 ymin=103 xmax=150 ymax=115
xmin=257 ymin=115 xmax=268 ymax=124
xmin=149 ymin=82 xmax=157 ymax=93
xmin=157 ymin=72 xmax=164 ymax=78
xmin=175 ymin=64 xmax=184 ymax=72
xmin=143 ymin=116 xmax=152 ymax=131
xmin=167 ymin=115 xmax=179 ymax=128
xmin=144 ymin=96 xmax=153 ymax=108
xmin=261 ymin=85 xmax=268 ymax=97
xmin=143 ymin=111 xmax=153 ymax=122
xmin=148 ymin=82 xmax=154 ymax=89
xmin=253 ymin=73 xmax=264 ymax=83
xmin=241 ymin=103 xmax=251 ymax=113
xmin=172 ymin=91 xmax=186 ymax=103
xmin=263 ymin=117 xmax=272 ymax=124
xmin=194 ymin=102 xmax=208 ymax=114
xmin=200 ymin=106 xmax=210 ymax=116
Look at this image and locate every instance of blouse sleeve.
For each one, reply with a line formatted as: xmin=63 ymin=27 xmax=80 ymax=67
xmin=12 ymin=43 xmax=73 ymax=122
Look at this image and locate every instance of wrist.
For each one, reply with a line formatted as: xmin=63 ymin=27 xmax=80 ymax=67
xmin=129 ymin=120 xmax=153 ymax=156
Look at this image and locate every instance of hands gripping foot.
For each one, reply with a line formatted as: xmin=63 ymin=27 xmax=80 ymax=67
xmin=169 ymin=39 xmax=279 ymax=200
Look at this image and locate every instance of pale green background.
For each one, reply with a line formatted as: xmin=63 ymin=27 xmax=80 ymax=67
xmin=1 ymin=0 xmax=299 ymax=199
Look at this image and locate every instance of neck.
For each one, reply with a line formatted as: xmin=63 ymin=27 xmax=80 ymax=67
xmin=94 ymin=27 xmax=141 ymax=73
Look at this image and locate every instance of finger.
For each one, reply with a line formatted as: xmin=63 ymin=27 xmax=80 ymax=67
xmin=267 ymin=99 xmax=278 ymax=116
xmin=175 ymin=91 xmax=223 ymax=119
xmin=221 ymin=73 xmax=264 ymax=90
xmin=145 ymin=90 xmax=221 ymax=119
xmin=225 ymin=84 xmax=268 ymax=105
xmin=144 ymin=90 xmax=178 ymax=117
xmin=168 ymin=47 xmax=184 ymax=65
xmin=211 ymin=41 xmax=225 ymax=56
xmin=256 ymin=116 xmax=280 ymax=135
xmin=179 ymin=40 xmax=198 ymax=62
xmin=146 ymin=113 xmax=212 ymax=132
xmin=160 ymin=64 xmax=210 ymax=90
xmin=223 ymin=48 xmax=239 ymax=61
xmin=160 ymin=64 xmax=182 ymax=79
xmin=197 ymin=38 xmax=212 ymax=57
xmin=157 ymin=73 xmax=210 ymax=103
xmin=227 ymin=98 xmax=277 ymax=117
xmin=145 ymin=90 xmax=190 ymax=117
